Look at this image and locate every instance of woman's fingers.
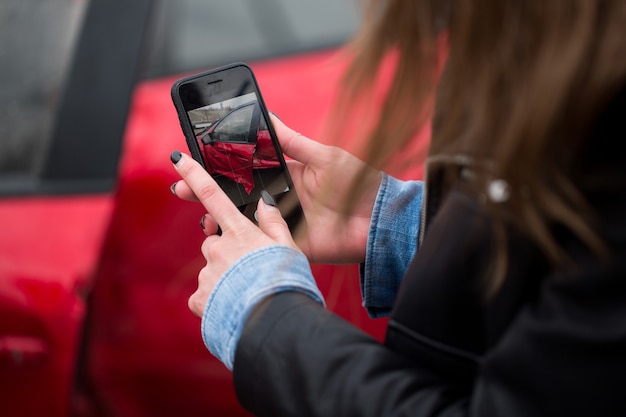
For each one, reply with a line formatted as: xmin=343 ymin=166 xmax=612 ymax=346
xmin=170 ymin=180 xmax=199 ymax=202
xmin=270 ymin=114 xmax=326 ymax=166
xmin=200 ymin=213 xmax=220 ymax=236
xmin=255 ymin=191 xmax=293 ymax=246
xmin=170 ymin=150 xmax=245 ymax=233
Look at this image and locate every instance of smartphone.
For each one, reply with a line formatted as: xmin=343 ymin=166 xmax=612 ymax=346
xmin=171 ymin=62 xmax=305 ymax=235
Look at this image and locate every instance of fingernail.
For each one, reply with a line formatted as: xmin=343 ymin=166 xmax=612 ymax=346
xmin=199 ymin=214 xmax=206 ymax=229
xmin=170 ymin=150 xmax=182 ymax=164
xmin=268 ymin=111 xmax=282 ymax=121
xmin=170 ymin=182 xmax=178 ymax=196
xmin=260 ymin=190 xmax=276 ymax=207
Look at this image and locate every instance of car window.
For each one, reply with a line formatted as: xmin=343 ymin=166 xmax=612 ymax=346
xmin=212 ymin=104 xmax=255 ymax=143
xmin=0 ymin=0 xmax=89 ymax=177
xmin=141 ymin=0 xmax=359 ymax=78
xmin=0 ymin=0 xmax=358 ymax=180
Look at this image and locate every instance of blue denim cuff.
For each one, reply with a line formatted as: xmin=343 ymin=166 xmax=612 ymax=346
xmin=201 ymin=245 xmax=324 ymax=370
xmin=360 ymin=174 xmax=423 ymax=318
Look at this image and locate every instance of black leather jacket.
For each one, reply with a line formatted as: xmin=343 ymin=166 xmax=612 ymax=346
xmin=232 ymin=89 xmax=626 ymax=416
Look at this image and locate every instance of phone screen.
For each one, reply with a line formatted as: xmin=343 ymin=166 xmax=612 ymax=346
xmin=172 ymin=64 xmax=304 ymax=232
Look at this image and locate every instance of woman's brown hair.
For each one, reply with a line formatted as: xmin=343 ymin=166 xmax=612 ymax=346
xmin=332 ymin=0 xmax=626 ymax=291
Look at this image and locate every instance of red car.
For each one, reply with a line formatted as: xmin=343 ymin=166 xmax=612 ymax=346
xmin=0 ymin=1 xmax=428 ymax=417
xmin=198 ymin=102 xmax=279 ymax=194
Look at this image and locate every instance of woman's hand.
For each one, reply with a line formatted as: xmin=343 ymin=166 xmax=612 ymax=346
xmin=171 ymin=116 xmax=382 ymax=264
xmin=270 ymin=116 xmax=381 ymax=264
xmin=170 ymin=150 xmax=299 ymax=317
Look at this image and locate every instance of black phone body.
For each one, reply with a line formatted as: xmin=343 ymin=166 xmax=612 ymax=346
xmin=171 ymin=63 xmax=305 ymax=234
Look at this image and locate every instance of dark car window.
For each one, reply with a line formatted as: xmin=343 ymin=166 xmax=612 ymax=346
xmin=0 ymin=0 xmax=358 ymax=182
xmin=142 ymin=0 xmax=359 ymax=78
xmin=0 ymin=0 xmax=89 ymax=177
xmin=211 ymin=104 xmax=255 ymax=143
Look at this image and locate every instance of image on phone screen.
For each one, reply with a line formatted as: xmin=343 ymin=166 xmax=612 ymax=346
xmin=185 ymin=92 xmax=294 ymax=223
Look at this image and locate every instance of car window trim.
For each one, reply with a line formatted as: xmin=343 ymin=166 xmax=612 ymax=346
xmin=28 ymin=0 xmax=154 ymax=195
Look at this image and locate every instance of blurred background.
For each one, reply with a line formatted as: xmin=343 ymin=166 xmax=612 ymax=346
xmin=0 ymin=0 xmax=358 ymax=177
xmin=0 ymin=1 xmax=426 ymax=416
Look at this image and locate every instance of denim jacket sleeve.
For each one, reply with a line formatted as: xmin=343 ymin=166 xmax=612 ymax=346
xmin=201 ymin=174 xmax=422 ymax=370
xmin=201 ymin=245 xmax=324 ymax=370
xmin=360 ymin=173 xmax=423 ymax=318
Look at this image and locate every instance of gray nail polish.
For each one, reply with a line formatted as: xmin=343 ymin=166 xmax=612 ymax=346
xmin=170 ymin=150 xmax=182 ymax=164
xmin=260 ymin=190 xmax=276 ymax=206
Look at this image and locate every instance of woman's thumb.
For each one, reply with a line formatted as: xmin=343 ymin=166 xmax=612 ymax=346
xmin=256 ymin=191 xmax=292 ymax=244
xmin=269 ymin=113 xmax=319 ymax=164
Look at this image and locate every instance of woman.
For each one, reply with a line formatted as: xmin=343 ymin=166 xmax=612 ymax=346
xmin=170 ymin=0 xmax=626 ymax=415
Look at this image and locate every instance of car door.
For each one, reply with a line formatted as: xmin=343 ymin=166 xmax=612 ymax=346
xmin=1 ymin=1 xmax=420 ymax=416
xmin=72 ymin=2 xmax=379 ymax=416
xmin=0 ymin=1 xmax=152 ymax=416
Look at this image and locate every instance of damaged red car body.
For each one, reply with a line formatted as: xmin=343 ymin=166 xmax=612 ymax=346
xmin=198 ymin=102 xmax=279 ymax=194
